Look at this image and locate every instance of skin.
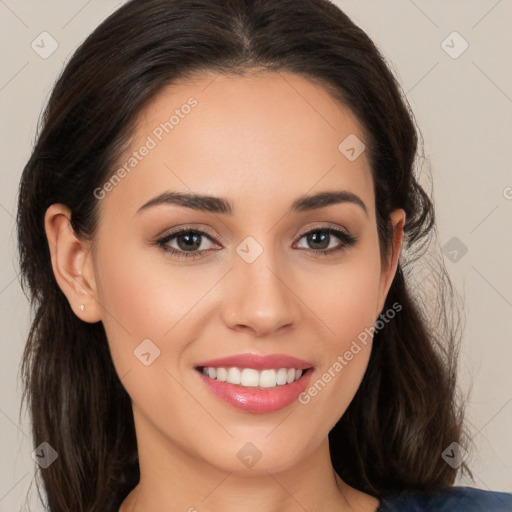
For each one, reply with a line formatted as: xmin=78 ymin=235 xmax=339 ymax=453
xmin=45 ymin=71 xmax=405 ymax=512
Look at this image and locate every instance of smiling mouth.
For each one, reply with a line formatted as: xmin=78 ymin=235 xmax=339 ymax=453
xmin=195 ymin=366 xmax=314 ymax=389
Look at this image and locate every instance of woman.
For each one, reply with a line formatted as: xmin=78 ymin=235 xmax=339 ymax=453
xmin=16 ymin=0 xmax=512 ymax=511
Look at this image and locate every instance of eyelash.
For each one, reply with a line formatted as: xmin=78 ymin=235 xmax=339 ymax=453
xmin=156 ymin=226 xmax=358 ymax=260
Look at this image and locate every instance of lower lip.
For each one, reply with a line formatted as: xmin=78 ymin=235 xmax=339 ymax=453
xmin=196 ymin=368 xmax=314 ymax=413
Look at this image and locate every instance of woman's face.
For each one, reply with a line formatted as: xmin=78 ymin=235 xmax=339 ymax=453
xmin=53 ymin=71 xmax=404 ymax=476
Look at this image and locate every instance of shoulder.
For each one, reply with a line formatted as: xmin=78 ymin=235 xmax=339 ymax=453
xmin=378 ymin=486 xmax=512 ymax=512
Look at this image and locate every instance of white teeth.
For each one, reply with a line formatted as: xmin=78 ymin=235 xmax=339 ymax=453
xmin=216 ymin=367 xmax=228 ymax=382
xmin=276 ymin=368 xmax=288 ymax=385
xmin=259 ymin=369 xmax=277 ymax=388
xmin=227 ymin=367 xmax=241 ymax=385
xmin=241 ymin=368 xmax=259 ymax=387
xmin=201 ymin=366 xmax=305 ymax=388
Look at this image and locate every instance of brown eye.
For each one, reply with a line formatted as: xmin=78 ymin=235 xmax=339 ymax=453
xmin=294 ymin=227 xmax=358 ymax=256
xmin=157 ymin=229 xmax=218 ymax=259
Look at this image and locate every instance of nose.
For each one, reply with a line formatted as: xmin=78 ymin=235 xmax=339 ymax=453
xmin=221 ymin=250 xmax=301 ymax=338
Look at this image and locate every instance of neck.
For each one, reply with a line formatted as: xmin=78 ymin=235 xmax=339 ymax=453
xmin=119 ymin=411 xmax=379 ymax=512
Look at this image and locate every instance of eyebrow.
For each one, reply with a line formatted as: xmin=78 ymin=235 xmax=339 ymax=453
xmin=136 ymin=190 xmax=368 ymax=217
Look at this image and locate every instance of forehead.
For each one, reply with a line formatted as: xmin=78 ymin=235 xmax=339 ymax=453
xmin=98 ymin=70 xmax=375 ymax=220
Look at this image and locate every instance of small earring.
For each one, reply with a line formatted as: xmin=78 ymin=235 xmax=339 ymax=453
xmin=80 ymin=304 xmax=85 ymax=312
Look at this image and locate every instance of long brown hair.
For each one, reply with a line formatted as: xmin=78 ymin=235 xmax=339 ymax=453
xmin=17 ymin=0 xmax=472 ymax=510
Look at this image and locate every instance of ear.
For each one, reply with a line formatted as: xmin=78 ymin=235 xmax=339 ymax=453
xmin=44 ymin=204 xmax=102 ymax=323
xmin=376 ymin=208 xmax=406 ymax=317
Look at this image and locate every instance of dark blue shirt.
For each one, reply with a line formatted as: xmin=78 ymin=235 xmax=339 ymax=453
xmin=377 ymin=486 xmax=512 ymax=511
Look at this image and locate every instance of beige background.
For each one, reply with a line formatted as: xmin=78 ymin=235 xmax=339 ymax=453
xmin=1 ymin=0 xmax=511 ymax=509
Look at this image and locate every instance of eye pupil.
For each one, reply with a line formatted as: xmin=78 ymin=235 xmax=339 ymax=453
xmin=308 ymin=231 xmax=330 ymax=250
xmin=178 ymin=233 xmax=201 ymax=251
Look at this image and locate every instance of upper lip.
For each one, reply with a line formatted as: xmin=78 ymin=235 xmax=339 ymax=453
xmin=195 ymin=353 xmax=314 ymax=371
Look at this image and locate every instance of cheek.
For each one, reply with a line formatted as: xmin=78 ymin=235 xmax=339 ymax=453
xmin=94 ymin=229 xmax=201 ymax=332
xmin=298 ymin=247 xmax=382 ymax=414
xmin=91 ymin=234 xmax=180 ymax=373
xmin=310 ymin=245 xmax=383 ymax=343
